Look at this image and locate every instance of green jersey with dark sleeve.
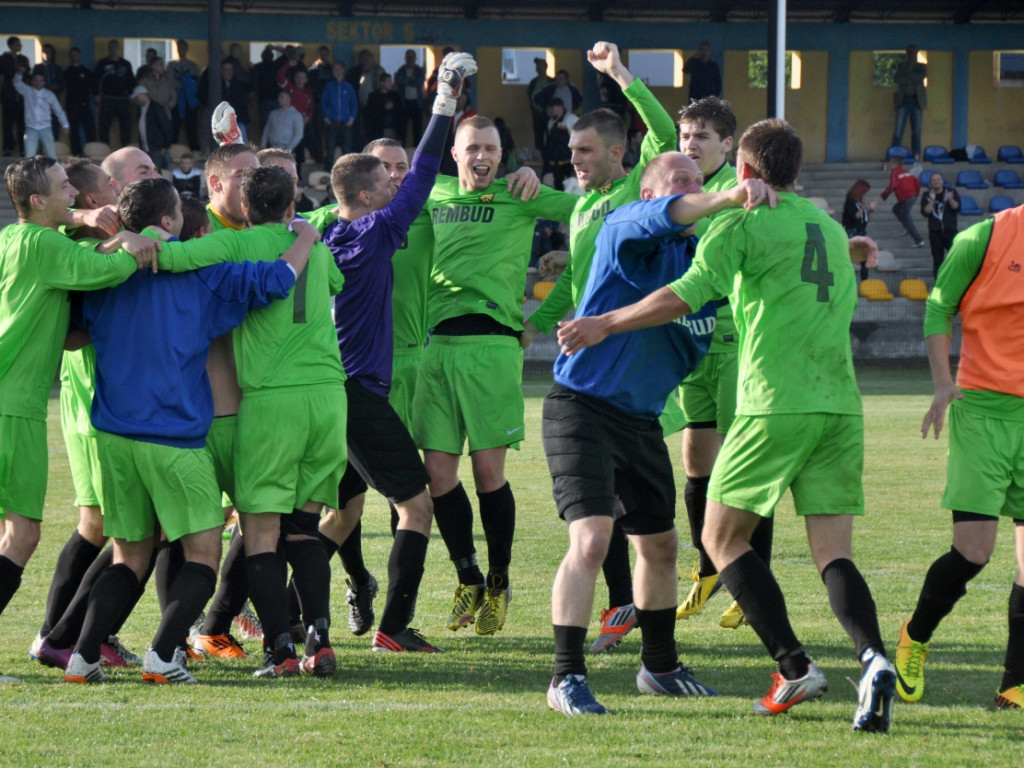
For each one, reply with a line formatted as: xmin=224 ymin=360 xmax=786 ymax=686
xmin=693 ymin=162 xmax=738 ymax=354
xmin=669 ymin=193 xmax=861 ymax=416
xmin=0 ymin=223 xmax=137 ymax=421
xmin=157 ymin=224 xmax=346 ymax=391
xmin=392 ymin=211 xmax=434 ymax=349
xmin=528 ymin=78 xmax=678 ymax=335
xmin=923 ymin=218 xmax=1024 ymax=420
xmin=426 ymin=176 xmax=576 ymax=331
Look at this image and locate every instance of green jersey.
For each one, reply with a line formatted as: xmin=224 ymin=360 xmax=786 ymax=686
xmin=670 ymin=193 xmax=861 ymax=416
xmin=303 ymin=204 xmax=337 ymax=233
xmin=694 ymin=162 xmax=738 ymax=354
xmin=923 ymin=218 xmax=1024 ymax=421
xmin=528 ymin=78 xmax=677 ymax=335
xmin=60 ymin=234 xmax=104 ymax=436
xmin=157 ymin=224 xmax=346 ymax=392
xmin=426 ymin=176 xmax=576 ymax=331
xmin=0 ymin=223 xmax=137 ymax=421
xmin=393 ymin=211 xmax=434 ymax=349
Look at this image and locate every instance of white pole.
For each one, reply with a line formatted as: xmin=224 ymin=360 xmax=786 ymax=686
xmin=775 ymin=0 xmax=786 ymax=121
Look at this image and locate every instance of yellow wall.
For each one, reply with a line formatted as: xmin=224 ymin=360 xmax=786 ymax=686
xmin=967 ymin=51 xmax=1024 ymax=153
xmin=847 ymin=50 xmax=953 ymax=162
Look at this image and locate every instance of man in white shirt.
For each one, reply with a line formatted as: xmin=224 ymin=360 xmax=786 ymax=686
xmin=13 ymin=69 xmax=68 ymax=158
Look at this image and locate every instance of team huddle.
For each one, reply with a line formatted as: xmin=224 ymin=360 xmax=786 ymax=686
xmin=1 ymin=42 xmax=1022 ymax=730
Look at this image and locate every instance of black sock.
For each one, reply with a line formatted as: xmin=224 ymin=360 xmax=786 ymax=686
xmin=719 ymin=549 xmax=808 ymax=679
xmin=246 ymin=551 xmax=290 ymax=647
xmin=337 ymin=521 xmax=370 ymax=585
xmin=41 ymin=531 xmax=101 ymax=635
xmin=553 ymin=624 xmax=588 ymax=680
xmin=389 ymin=503 xmax=400 ymax=538
xmin=76 ymin=563 xmax=138 ymax=665
xmin=433 ymin=483 xmax=482 ymax=585
xmin=637 ymin=607 xmax=678 ymax=673
xmin=201 ymin=531 xmax=247 ymax=636
xmin=304 ymin=617 xmax=331 ymax=656
xmin=750 ymin=515 xmax=775 ymax=567
xmin=601 ymin=521 xmax=633 ymax=607
xmin=684 ymin=476 xmax=714 ymax=576
xmin=154 ymin=540 xmax=185 ymax=613
xmin=379 ymin=530 xmax=428 ymax=635
xmin=1001 ymin=582 xmax=1024 ymax=691
xmin=285 ymin=538 xmax=331 ymax=630
xmin=821 ymin=558 xmax=885 ymax=662
xmin=0 ymin=555 xmax=24 ymax=618
xmin=908 ymin=546 xmax=985 ymax=643
xmin=152 ymin=562 xmax=216 ymax=661
xmin=47 ymin=545 xmax=114 ymax=648
xmin=287 ymin=576 xmax=302 ymax=627
xmin=479 ymin=482 xmax=515 ymax=588
xmin=110 ymin=548 xmax=156 ymax=636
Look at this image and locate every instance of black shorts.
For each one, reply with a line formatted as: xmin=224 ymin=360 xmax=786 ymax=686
xmin=541 ymin=383 xmax=675 ymax=536
xmin=337 ymin=378 xmax=431 ymax=507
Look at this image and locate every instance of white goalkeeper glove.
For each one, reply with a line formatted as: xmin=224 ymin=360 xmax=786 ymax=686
xmin=432 ymin=52 xmax=478 ymax=117
xmin=212 ymin=101 xmax=243 ymax=146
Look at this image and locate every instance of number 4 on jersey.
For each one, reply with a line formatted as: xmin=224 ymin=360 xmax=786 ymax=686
xmin=801 ymin=223 xmax=834 ymax=302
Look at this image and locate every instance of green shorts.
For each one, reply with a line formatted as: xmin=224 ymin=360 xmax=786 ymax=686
xmin=942 ymin=403 xmax=1024 ymax=520
xmin=412 ymin=335 xmax=524 ymax=454
xmin=389 ymin=347 xmax=423 ymax=431
xmin=63 ymin=429 xmax=103 ymax=508
xmin=681 ymin=350 xmax=739 ymax=434
xmin=96 ymin=431 xmax=223 ymax=542
xmin=0 ymin=415 xmax=48 ymax=521
xmin=235 ymin=385 xmax=347 ymax=514
xmin=659 ymin=388 xmax=687 ymax=437
xmin=710 ymin=413 xmax=864 ymax=518
xmin=205 ymin=414 xmax=237 ymax=501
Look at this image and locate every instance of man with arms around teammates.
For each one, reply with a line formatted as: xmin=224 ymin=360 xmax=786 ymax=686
xmin=558 ymin=120 xmax=896 ymax=733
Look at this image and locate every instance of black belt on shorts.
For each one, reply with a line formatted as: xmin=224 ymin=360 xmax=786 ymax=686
xmin=432 ymin=313 xmax=520 ymax=339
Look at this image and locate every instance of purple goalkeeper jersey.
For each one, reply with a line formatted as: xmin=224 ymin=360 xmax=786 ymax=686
xmin=326 ymin=150 xmax=439 ymax=397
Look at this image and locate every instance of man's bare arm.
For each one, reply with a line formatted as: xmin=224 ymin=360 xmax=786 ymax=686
xmin=70 ymin=205 xmax=120 ymax=237
xmin=588 ymin=41 xmax=634 ymax=90
xmin=921 ymin=333 xmax=962 ymax=439
xmin=849 ymin=236 xmax=879 ymax=268
xmin=556 ymin=286 xmax=690 ymax=356
xmin=505 ymin=165 xmax=541 ymax=201
xmin=95 ymin=231 xmax=162 ymax=272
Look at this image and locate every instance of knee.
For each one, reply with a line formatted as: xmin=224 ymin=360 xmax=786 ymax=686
xmin=638 ymin=531 xmax=678 ymax=570
xmin=955 ymin=540 xmax=994 ymax=566
xmin=569 ymin=528 xmax=612 ymax=571
xmin=398 ymin=493 xmax=433 ymax=532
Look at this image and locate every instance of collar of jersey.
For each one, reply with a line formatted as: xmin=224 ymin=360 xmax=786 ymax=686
xmin=209 ymin=206 xmax=244 ymax=231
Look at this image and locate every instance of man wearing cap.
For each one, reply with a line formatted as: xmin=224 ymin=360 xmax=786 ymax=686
xmin=527 ymin=57 xmax=553 ymax=153
xmin=133 ymin=84 xmax=173 ymax=169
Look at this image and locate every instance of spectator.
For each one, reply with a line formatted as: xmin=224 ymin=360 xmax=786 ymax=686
xmin=321 ymin=61 xmax=357 ymax=169
xmin=348 ymin=49 xmax=385 ymax=146
xmin=261 ymin=89 xmax=303 ymax=152
xmin=32 ymin=43 xmax=63 ymax=142
xmin=139 ymin=57 xmax=177 ymax=120
xmin=167 ymin=39 xmax=200 ymax=150
xmin=132 ymin=84 xmax=173 ymax=169
xmin=364 ymin=72 xmax=402 ymax=142
xmin=307 ymin=46 xmax=335 ymax=163
xmin=532 ymin=69 xmax=583 ymax=115
xmin=544 ymin=97 xmax=577 ymax=191
xmin=252 ymin=45 xmax=281 ymax=133
xmin=135 ymin=47 xmax=158 ymax=82
xmin=282 ymin=68 xmax=315 ymax=164
xmin=199 ymin=60 xmax=250 ymax=145
xmin=94 ymin=39 xmax=135 ymax=148
xmin=842 ymin=179 xmax=879 ymax=280
xmin=920 ymin=171 xmax=960 ymax=277
xmin=394 ymin=48 xmax=426 ymax=144
xmin=881 ymin=154 xmax=925 ymax=246
xmin=13 ymin=69 xmax=68 ymax=158
xmin=684 ymin=42 xmax=722 ymax=103
xmin=2 ymin=36 xmax=26 ymax=155
xmin=63 ymin=46 xmax=95 ymax=156
xmin=171 ymin=152 xmax=204 ymax=198
xmin=224 ymin=43 xmax=250 ymax=85
xmin=892 ymin=43 xmax=927 ymax=160
xmin=527 ymin=57 xmax=552 ymax=152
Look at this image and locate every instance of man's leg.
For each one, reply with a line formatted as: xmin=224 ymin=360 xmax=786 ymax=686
xmin=241 ymin=511 xmax=295 ymax=668
xmin=679 ymin=426 xmax=722 ymax=616
xmin=909 ymin=106 xmax=923 ymax=160
xmin=997 ymin=521 xmax=1024 ymax=707
xmin=39 ymin=506 xmax=104 ymax=637
xmin=471 ymin=446 xmax=515 ymax=635
xmin=891 ymin=104 xmax=908 ymax=150
xmin=929 ymin=231 xmax=945 ymax=278
xmin=0 ymin=512 xmax=41 ymax=617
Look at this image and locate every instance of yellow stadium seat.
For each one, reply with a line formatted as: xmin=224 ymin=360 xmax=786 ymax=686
xmin=859 ymin=278 xmax=894 ymax=300
xmin=899 ymin=278 xmax=930 ymax=300
xmin=533 ymin=281 xmax=556 ymax=301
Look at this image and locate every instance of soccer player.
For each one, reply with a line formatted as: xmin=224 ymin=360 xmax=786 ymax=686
xmin=666 ymin=97 xmax=773 ymax=630
xmin=63 ymin=176 xmax=308 ymax=684
xmin=154 ymin=166 xmax=345 ymax=679
xmin=0 ymin=157 xmax=157 ymax=681
xmin=415 ymin=113 xmax=576 ymax=636
xmin=895 ymin=203 xmax=1024 ymax=710
xmin=523 ymin=41 xmax=678 ymax=653
xmin=558 ymin=120 xmax=895 ymax=733
xmin=545 ymin=151 xmax=778 ymax=715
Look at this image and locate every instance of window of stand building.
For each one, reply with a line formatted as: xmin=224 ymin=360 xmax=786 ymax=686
xmin=994 ymin=51 xmax=1024 ymax=87
xmin=748 ymin=51 xmax=802 ymax=89
xmin=380 ymin=45 xmax=431 ymax=82
xmin=123 ymin=38 xmax=174 ymax=72
xmin=625 ymin=49 xmax=684 ymax=88
xmin=500 ymin=48 xmax=552 ymax=84
xmin=0 ymin=34 xmax=40 ymax=68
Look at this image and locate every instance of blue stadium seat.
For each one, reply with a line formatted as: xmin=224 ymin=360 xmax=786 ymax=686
xmin=959 ymin=195 xmax=984 ymax=215
xmin=923 ymin=145 xmax=954 ymax=164
xmin=919 ymin=170 xmax=935 ymax=186
xmin=955 ymin=170 xmax=989 ymax=189
xmin=968 ymin=145 xmax=993 ymax=164
xmin=997 ymin=145 xmax=1024 ymax=164
xmin=994 ymin=170 xmax=1024 ymax=189
xmin=886 ymin=146 xmax=913 ymax=162
xmin=989 ymin=195 xmax=1016 ymax=213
